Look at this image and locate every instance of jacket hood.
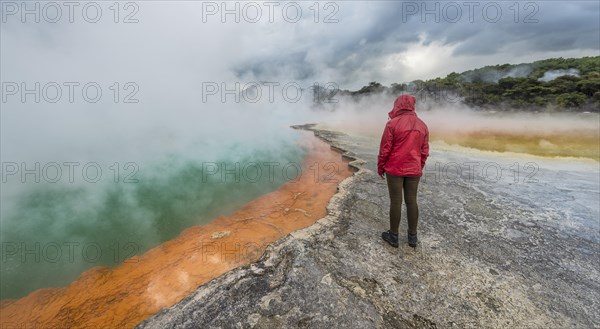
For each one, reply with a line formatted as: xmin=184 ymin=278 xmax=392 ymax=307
xmin=388 ymin=95 xmax=416 ymax=119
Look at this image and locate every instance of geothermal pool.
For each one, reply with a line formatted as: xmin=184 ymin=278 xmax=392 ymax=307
xmin=0 ymin=131 xmax=353 ymax=328
xmin=0 ymin=126 xmax=309 ymax=300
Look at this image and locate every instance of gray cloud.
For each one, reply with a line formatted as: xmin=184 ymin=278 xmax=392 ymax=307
xmin=2 ymin=1 xmax=598 ymax=92
xmin=230 ymin=1 xmax=598 ymax=85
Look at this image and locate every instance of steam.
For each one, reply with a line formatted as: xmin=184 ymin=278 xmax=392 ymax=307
xmin=0 ymin=3 xmax=320 ymax=299
xmin=461 ymin=65 xmax=533 ymax=83
xmin=538 ymin=69 xmax=581 ymax=82
xmin=317 ymin=93 xmax=599 ymax=154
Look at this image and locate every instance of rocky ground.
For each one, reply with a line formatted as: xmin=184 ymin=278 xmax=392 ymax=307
xmin=137 ymin=124 xmax=599 ymax=329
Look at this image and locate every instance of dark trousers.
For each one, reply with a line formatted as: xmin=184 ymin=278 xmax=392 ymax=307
xmin=386 ymin=174 xmax=420 ymax=235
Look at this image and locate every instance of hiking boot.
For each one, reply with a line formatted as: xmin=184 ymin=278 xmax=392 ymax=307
xmin=408 ymin=232 xmax=418 ymax=248
xmin=382 ymin=230 xmax=399 ymax=248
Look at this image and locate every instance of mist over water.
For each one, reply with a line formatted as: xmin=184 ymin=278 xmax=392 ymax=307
xmin=0 ymin=3 xmax=339 ymax=299
xmin=0 ymin=98 xmax=320 ymax=298
xmin=317 ymin=94 xmax=600 ymax=160
xmin=0 ymin=62 xmax=325 ymax=299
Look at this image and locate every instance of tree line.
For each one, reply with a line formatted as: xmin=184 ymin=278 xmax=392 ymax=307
xmin=333 ymin=56 xmax=599 ymax=111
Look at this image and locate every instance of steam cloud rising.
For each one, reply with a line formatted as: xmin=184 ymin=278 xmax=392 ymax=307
xmin=538 ymin=69 xmax=581 ymax=82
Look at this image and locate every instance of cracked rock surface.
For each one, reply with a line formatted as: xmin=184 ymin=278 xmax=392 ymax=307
xmin=138 ymin=125 xmax=599 ymax=329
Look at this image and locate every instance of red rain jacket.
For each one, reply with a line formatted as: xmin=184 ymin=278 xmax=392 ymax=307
xmin=377 ymin=95 xmax=429 ymax=177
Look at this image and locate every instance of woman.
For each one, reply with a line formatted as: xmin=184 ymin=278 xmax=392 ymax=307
xmin=378 ymin=95 xmax=429 ymax=248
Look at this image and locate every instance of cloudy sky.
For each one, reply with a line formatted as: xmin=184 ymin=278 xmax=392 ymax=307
xmin=1 ymin=0 xmax=599 ymax=92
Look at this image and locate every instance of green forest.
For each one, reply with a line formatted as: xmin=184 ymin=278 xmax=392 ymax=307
xmin=340 ymin=56 xmax=600 ymax=111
